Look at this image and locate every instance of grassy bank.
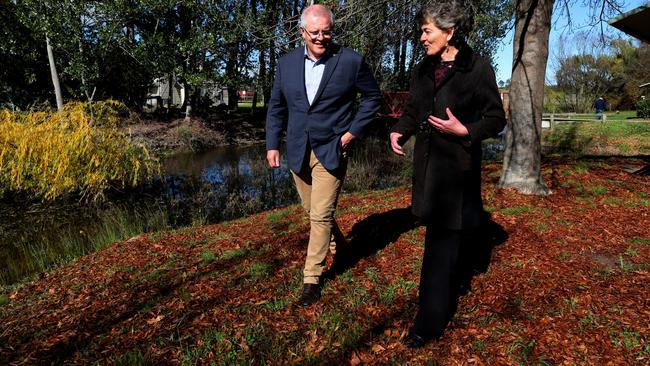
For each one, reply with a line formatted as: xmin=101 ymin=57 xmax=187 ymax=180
xmin=1 ymin=157 xmax=648 ymax=365
xmin=0 ymin=201 xmax=172 ymax=286
xmin=543 ymin=121 xmax=650 ymax=156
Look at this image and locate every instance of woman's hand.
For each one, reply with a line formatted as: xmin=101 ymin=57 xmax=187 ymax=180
xmin=428 ymin=107 xmax=468 ymax=137
xmin=390 ymin=132 xmax=405 ymax=156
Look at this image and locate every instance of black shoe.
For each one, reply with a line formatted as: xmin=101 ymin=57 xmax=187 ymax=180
xmin=298 ymin=283 xmax=321 ymax=307
xmin=402 ymin=332 xmax=427 ymax=348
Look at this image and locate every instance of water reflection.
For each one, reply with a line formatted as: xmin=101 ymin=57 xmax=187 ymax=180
xmin=0 ymin=143 xmax=300 ymax=285
xmin=160 ymin=144 xmax=299 ymax=226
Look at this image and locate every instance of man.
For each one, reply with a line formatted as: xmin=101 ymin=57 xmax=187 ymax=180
xmin=265 ymin=4 xmax=381 ymax=307
xmin=594 ymin=96 xmax=606 ymax=120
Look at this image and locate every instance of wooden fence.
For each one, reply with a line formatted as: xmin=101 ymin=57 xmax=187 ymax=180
xmin=541 ymin=113 xmax=607 ymax=129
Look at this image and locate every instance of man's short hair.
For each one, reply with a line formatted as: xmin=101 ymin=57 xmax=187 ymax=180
xmin=300 ymin=4 xmax=334 ymax=29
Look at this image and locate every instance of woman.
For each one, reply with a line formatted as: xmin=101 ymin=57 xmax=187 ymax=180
xmin=390 ymin=1 xmax=506 ymax=348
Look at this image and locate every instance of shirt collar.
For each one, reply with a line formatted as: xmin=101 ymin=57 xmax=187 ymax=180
xmin=304 ymin=46 xmax=331 ymax=64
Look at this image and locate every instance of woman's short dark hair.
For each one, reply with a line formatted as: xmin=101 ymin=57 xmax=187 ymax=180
xmin=417 ymin=0 xmax=474 ymax=44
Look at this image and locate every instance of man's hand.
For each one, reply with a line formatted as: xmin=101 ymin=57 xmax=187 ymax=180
xmin=267 ymin=149 xmax=280 ymax=168
xmin=428 ymin=107 xmax=468 ymax=137
xmin=340 ymin=132 xmax=356 ymax=150
xmin=390 ymin=132 xmax=405 ymax=156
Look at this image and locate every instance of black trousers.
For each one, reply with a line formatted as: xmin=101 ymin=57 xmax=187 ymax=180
xmin=411 ymin=226 xmax=467 ymax=339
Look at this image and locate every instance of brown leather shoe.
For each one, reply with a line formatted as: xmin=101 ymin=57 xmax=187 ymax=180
xmin=298 ymin=283 xmax=321 ymax=307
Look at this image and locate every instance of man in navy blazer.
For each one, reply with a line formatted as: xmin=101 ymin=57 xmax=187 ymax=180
xmin=266 ymin=4 xmax=381 ymax=306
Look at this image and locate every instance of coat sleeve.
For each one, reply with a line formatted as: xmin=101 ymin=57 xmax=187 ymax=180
xmin=464 ymin=60 xmax=506 ymax=146
xmin=348 ymin=57 xmax=382 ymax=139
xmin=265 ymin=63 xmax=287 ymax=151
xmin=390 ymin=65 xmax=421 ymax=140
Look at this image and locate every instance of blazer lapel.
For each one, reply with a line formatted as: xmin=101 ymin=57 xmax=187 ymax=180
xmin=296 ymin=49 xmax=310 ymax=109
xmin=310 ymin=47 xmax=341 ymax=109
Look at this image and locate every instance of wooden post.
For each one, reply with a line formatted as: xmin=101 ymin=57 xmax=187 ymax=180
xmin=550 ymin=113 xmax=555 ymax=129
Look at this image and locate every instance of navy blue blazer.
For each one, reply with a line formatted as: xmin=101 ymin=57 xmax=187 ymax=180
xmin=265 ymin=44 xmax=381 ymax=172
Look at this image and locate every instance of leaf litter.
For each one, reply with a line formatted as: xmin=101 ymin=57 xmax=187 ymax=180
xmin=0 ymin=157 xmax=648 ymax=365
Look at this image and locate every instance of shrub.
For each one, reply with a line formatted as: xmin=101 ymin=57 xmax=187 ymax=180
xmin=0 ymin=101 xmax=160 ymax=200
xmin=636 ymin=98 xmax=650 ymax=118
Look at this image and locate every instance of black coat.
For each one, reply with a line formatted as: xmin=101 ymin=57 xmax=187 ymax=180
xmin=391 ymin=45 xmax=506 ymax=230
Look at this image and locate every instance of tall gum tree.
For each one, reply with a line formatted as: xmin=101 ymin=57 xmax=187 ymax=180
xmin=499 ymin=0 xmax=626 ymax=195
xmin=498 ymin=0 xmax=553 ymax=195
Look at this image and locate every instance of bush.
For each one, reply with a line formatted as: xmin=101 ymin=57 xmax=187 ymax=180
xmin=0 ymin=101 xmax=160 ymax=200
xmin=636 ymin=98 xmax=650 ymax=118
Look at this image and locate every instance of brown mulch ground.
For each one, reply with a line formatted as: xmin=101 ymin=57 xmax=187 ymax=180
xmin=0 ymin=158 xmax=648 ymax=365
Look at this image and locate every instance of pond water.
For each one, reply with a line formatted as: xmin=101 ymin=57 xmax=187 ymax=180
xmin=0 ymin=138 xmax=503 ymax=286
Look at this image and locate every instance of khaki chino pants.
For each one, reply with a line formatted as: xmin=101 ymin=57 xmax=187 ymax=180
xmin=292 ymin=149 xmax=346 ymax=285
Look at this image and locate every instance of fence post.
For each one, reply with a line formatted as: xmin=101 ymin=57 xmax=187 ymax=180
xmin=550 ymin=113 xmax=555 ymax=129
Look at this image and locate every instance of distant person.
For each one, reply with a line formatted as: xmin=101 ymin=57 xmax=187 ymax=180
xmin=265 ymin=4 xmax=381 ymax=306
xmin=594 ymin=96 xmax=606 ymax=120
xmin=389 ymin=0 xmax=506 ymax=348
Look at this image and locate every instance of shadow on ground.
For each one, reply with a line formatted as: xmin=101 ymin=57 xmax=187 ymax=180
xmin=323 ymin=207 xmax=419 ymax=280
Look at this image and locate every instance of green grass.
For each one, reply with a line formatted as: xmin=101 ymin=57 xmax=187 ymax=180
xmin=182 ymin=328 xmax=239 ymax=365
xmin=543 ymin=120 xmax=650 ymax=155
xmin=579 ymin=310 xmax=597 ymax=330
xmin=247 ymin=261 xmax=273 ymax=280
xmin=262 ymin=298 xmax=291 ymax=312
xmin=501 ymin=205 xmax=532 ymax=215
xmin=113 ymin=349 xmax=153 ymax=366
xmin=575 ymin=196 xmax=593 ymax=204
xmin=1 ymin=203 xmax=170 ymax=287
xmin=589 ymin=186 xmax=610 ymax=195
xmin=220 ymin=247 xmax=248 ymax=260
xmin=266 ymin=209 xmax=291 ymax=224
xmin=610 ymin=328 xmax=649 ymax=359
xmin=602 ymin=197 xmax=622 ymax=206
xmin=200 ymin=250 xmax=216 ymax=264
xmin=507 ymin=337 xmax=539 ymax=365
xmin=237 ymin=101 xmax=266 ymax=108
xmin=569 ymin=111 xmax=641 ymax=121
xmin=0 ymin=294 xmax=9 ymax=306
xmin=630 ymin=238 xmax=650 ymax=246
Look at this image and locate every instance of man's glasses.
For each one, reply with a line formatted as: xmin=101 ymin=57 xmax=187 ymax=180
xmin=301 ymin=27 xmax=333 ymax=39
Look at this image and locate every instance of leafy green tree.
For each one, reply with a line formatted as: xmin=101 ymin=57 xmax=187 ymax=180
xmin=0 ymin=0 xmax=51 ymax=109
xmin=608 ymin=39 xmax=650 ymax=110
xmin=555 ymin=53 xmax=613 ymax=112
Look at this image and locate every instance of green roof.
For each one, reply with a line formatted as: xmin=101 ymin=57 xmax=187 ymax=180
xmin=608 ymin=4 xmax=650 ymax=43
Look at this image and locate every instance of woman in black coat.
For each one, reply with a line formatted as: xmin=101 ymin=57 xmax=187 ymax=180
xmin=390 ymin=0 xmax=506 ymax=348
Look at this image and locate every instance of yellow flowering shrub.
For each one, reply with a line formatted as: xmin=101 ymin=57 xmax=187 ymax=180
xmin=0 ymin=101 xmax=159 ymax=200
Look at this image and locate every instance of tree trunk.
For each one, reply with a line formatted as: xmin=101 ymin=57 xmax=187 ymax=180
xmin=46 ymin=34 xmax=64 ymax=111
xmin=498 ymin=0 xmax=553 ymax=195
xmin=264 ymin=39 xmax=276 ymax=105
xmin=168 ymin=74 xmax=174 ymax=109
xmin=393 ymin=42 xmax=400 ymax=77
xmin=184 ymin=81 xmax=192 ymax=122
xmin=398 ymin=4 xmax=408 ymax=87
